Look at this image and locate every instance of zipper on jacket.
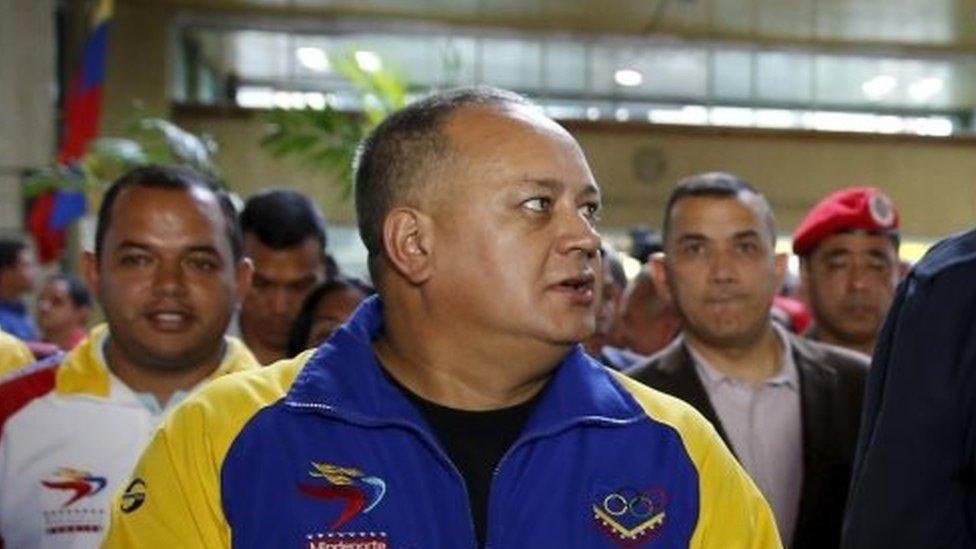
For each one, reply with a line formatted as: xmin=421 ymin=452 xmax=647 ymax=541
xmin=285 ymin=400 xmax=481 ymax=549
xmin=481 ymin=415 xmax=644 ymax=549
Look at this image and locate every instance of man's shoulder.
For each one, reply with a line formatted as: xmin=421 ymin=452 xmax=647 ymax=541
xmin=160 ymin=351 xmax=310 ymax=450
xmin=913 ymin=227 xmax=976 ymax=280
xmin=608 ymin=369 xmax=720 ymax=455
xmin=625 ymin=339 xmax=685 ymax=376
xmin=0 ymin=308 xmax=36 ymax=341
xmin=791 ymin=334 xmax=869 ymax=380
xmin=183 ymin=352 xmax=308 ymax=418
xmin=0 ymin=353 xmax=65 ymax=436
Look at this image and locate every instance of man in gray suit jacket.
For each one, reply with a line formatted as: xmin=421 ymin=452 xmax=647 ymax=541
xmin=627 ymin=172 xmax=867 ymax=549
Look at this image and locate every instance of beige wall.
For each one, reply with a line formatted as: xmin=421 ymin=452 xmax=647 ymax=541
xmin=0 ymin=0 xmax=56 ymax=231
xmin=103 ymin=0 xmax=976 ymax=242
xmin=174 ymin=109 xmax=358 ymax=225
xmin=569 ymin=123 xmax=976 ymax=239
xmin=102 ymin=1 xmax=172 ymax=136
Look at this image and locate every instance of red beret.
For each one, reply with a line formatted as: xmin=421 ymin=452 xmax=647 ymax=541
xmin=792 ymin=187 xmax=899 ymax=255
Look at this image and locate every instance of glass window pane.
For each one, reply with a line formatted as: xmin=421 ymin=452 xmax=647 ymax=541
xmin=757 ymin=51 xmax=811 ymax=104
xmin=480 ymin=37 xmax=542 ymax=90
xmin=712 ymin=49 xmax=752 ymax=101
xmin=544 ymin=39 xmax=587 ymax=93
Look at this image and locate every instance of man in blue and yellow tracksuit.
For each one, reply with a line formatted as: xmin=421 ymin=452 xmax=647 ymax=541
xmin=106 ymin=87 xmax=780 ymax=548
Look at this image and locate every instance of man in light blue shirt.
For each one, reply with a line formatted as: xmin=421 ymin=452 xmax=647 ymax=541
xmin=628 ymin=172 xmax=869 ymax=549
xmin=0 ymin=239 xmax=38 ymax=342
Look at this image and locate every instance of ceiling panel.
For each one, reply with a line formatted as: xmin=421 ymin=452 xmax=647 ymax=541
xmin=134 ymin=0 xmax=976 ymax=51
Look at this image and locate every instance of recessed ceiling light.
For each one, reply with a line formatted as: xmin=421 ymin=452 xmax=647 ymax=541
xmin=296 ymin=46 xmax=330 ymax=73
xmin=862 ymin=75 xmax=897 ymax=100
xmin=354 ymin=50 xmax=382 ymax=73
xmin=614 ymin=68 xmax=643 ymax=87
xmin=908 ymin=77 xmax=944 ymax=102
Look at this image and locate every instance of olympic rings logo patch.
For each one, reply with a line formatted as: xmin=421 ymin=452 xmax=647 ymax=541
xmin=592 ymin=486 xmax=667 ymax=547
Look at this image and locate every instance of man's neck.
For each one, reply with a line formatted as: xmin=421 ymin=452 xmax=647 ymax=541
xmin=104 ymin=339 xmax=223 ymax=406
xmin=0 ymin=289 xmax=23 ymax=304
xmin=44 ymin=326 xmax=83 ymax=350
xmin=376 ymin=304 xmax=565 ymax=411
xmin=818 ymin=329 xmax=874 ymax=357
xmin=685 ymin=324 xmax=783 ymax=384
xmin=245 ymin=337 xmax=285 ymax=365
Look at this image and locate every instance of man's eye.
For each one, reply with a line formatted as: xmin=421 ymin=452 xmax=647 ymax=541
xmin=580 ymin=202 xmax=602 ymax=221
xmin=119 ymin=255 xmax=150 ymax=267
xmin=289 ymin=279 xmax=317 ymax=293
xmin=868 ymin=259 xmax=891 ymax=271
xmin=736 ymin=241 xmax=759 ymax=254
xmin=523 ymin=197 xmax=552 ymax=212
xmin=187 ymin=258 xmax=219 ymax=272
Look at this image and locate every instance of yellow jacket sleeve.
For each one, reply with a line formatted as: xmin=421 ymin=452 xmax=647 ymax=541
xmin=103 ymin=393 xmax=229 ymax=547
xmin=689 ymin=417 xmax=782 ymax=548
xmin=103 ymin=354 xmax=306 ymax=548
xmin=0 ymin=331 xmax=34 ymax=378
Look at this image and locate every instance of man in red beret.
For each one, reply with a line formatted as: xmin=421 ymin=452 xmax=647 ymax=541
xmin=793 ymin=187 xmax=901 ymax=356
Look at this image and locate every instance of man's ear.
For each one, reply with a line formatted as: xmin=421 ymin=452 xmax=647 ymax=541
xmin=897 ymin=259 xmax=910 ymax=280
xmin=774 ymin=252 xmax=789 ymax=290
xmin=234 ymin=257 xmax=254 ymax=305
xmin=82 ymin=252 xmax=101 ymax=303
xmin=382 ymin=207 xmax=435 ymax=285
xmin=648 ymin=252 xmax=672 ymax=303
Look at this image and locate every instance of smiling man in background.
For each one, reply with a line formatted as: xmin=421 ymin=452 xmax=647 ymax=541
xmin=0 ymin=165 xmax=257 ymax=548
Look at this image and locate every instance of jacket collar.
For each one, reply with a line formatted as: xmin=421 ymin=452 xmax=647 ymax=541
xmin=653 ymin=328 xmax=808 ymax=450
xmin=286 ymin=296 xmax=646 ymax=434
xmin=54 ymin=323 xmax=257 ymax=398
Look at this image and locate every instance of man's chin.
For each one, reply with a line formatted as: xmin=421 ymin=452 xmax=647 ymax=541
xmin=134 ymin=340 xmax=221 ymax=374
xmin=836 ymin=330 xmax=877 ymax=347
xmin=546 ymin=323 xmax=596 ymax=348
xmin=135 ymin=353 xmax=211 ymax=374
xmin=251 ymin=324 xmax=290 ymax=346
xmin=693 ymin=324 xmax=766 ymax=349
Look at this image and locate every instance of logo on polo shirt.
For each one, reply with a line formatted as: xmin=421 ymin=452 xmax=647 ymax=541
xmin=40 ymin=467 xmax=109 ymax=536
xmin=592 ymin=486 xmax=668 ymax=546
xmin=41 ymin=468 xmax=107 ymax=508
xmin=120 ymin=478 xmax=147 ymax=513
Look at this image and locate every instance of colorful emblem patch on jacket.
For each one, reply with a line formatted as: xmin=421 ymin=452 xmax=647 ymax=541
xmin=41 ymin=467 xmax=107 ymax=508
xmin=592 ymin=486 xmax=668 ymax=546
xmin=297 ymin=461 xmax=387 ymax=530
xmin=40 ymin=467 xmax=109 ymax=536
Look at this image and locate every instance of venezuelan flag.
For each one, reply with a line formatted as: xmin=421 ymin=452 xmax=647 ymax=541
xmin=30 ymin=0 xmax=113 ymax=263
xmin=58 ymin=0 xmax=113 ymax=164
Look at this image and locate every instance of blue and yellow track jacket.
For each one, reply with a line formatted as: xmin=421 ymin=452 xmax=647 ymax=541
xmin=105 ymin=297 xmax=780 ymax=548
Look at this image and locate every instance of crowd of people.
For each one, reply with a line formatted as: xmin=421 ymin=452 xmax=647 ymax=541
xmin=0 ymin=85 xmax=967 ymax=548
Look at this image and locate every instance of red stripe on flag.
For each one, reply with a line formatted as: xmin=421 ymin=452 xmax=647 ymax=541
xmin=58 ymin=78 xmax=104 ymax=164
